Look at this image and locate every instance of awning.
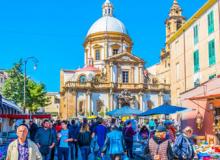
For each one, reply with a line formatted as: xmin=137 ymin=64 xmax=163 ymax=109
xmin=188 ymin=94 xmax=220 ymax=101
xmin=106 ymin=106 xmax=142 ymax=117
xmin=187 ymin=93 xmax=220 ymax=107
xmin=138 ymin=104 xmax=190 ymax=116
xmin=0 ymin=114 xmax=51 ymax=119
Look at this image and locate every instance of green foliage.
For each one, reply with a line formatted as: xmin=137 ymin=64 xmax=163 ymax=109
xmin=2 ymin=60 xmax=50 ymax=113
xmin=26 ymin=80 xmax=50 ymax=113
xmin=2 ymin=60 xmax=24 ymax=105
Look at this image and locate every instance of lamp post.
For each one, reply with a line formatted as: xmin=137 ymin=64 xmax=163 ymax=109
xmin=23 ymin=57 xmax=39 ymax=113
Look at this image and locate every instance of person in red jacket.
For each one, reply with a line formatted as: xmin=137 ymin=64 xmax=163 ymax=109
xmin=55 ymin=120 xmax=62 ymax=133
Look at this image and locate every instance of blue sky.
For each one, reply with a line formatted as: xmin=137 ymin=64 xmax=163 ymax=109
xmin=0 ymin=0 xmax=207 ymax=92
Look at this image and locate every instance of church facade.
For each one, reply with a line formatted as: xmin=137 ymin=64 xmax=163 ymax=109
xmin=60 ymin=0 xmax=170 ymax=119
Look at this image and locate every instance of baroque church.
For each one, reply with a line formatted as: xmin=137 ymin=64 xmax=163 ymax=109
xmin=60 ymin=0 xmax=172 ymax=119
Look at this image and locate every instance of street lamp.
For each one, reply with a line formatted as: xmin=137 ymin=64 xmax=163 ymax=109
xmin=23 ymin=57 xmax=39 ymax=113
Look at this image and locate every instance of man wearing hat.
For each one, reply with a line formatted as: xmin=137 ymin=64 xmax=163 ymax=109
xmin=144 ymin=125 xmax=173 ymax=160
xmin=6 ymin=124 xmax=42 ymax=160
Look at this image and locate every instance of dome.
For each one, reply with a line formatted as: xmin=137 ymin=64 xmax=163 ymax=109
xmin=87 ymin=16 xmax=128 ymax=36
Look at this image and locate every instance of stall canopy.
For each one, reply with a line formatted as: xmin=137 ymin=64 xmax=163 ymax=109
xmin=2 ymin=98 xmax=22 ymax=113
xmin=106 ymin=106 xmax=142 ymax=117
xmin=138 ymin=103 xmax=190 ymax=116
xmin=0 ymin=114 xmax=51 ymax=119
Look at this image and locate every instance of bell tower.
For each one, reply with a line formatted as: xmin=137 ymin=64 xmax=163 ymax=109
xmin=165 ymin=0 xmax=185 ymax=42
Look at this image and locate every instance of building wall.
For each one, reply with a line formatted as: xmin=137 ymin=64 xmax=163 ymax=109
xmin=44 ymin=93 xmax=60 ymax=118
xmin=170 ymin=1 xmax=220 ymax=105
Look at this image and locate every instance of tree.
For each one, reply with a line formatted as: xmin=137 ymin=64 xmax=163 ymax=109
xmin=2 ymin=60 xmax=24 ymax=105
xmin=26 ymin=80 xmax=50 ymax=113
xmin=2 ymin=60 xmax=50 ymax=113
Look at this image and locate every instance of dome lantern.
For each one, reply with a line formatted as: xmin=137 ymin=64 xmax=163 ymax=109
xmin=102 ymin=0 xmax=113 ymax=17
xmin=86 ymin=0 xmax=128 ymax=36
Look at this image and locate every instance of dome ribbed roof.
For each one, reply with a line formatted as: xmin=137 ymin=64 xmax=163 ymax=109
xmin=87 ymin=16 xmax=128 ymax=36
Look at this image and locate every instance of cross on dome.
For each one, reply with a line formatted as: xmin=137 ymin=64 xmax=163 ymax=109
xmin=102 ymin=0 xmax=113 ymax=17
xmin=105 ymin=0 xmax=110 ymax=3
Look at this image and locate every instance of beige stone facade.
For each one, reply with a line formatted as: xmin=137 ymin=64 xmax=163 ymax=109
xmin=168 ymin=0 xmax=220 ymax=105
xmin=44 ymin=92 xmax=60 ymax=119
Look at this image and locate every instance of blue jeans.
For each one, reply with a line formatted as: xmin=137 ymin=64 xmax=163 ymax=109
xmin=42 ymin=149 xmax=51 ymax=160
xmin=80 ymin=146 xmax=90 ymax=160
xmin=58 ymin=147 xmax=69 ymax=160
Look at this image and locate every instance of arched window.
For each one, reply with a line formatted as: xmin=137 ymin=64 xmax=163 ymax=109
xmin=79 ymin=75 xmax=86 ymax=83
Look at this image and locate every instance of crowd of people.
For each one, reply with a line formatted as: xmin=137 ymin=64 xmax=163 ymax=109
xmin=6 ymin=117 xmax=195 ymax=160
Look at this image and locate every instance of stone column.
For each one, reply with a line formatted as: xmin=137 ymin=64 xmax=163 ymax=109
xmin=59 ymin=92 xmax=65 ymax=119
xmin=131 ymin=66 xmax=134 ymax=83
xmin=72 ymin=91 xmax=77 ymax=118
xmin=138 ymin=92 xmax=144 ymax=111
xmin=139 ymin=64 xmax=143 ymax=84
xmin=86 ymin=90 xmax=92 ymax=115
xmin=110 ymin=62 xmax=113 ymax=83
xmin=65 ymin=90 xmax=69 ymax=120
xmin=158 ymin=92 xmax=164 ymax=105
xmin=117 ymin=64 xmax=121 ymax=83
xmin=65 ymin=88 xmax=76 ymax=119
xmin=108 ymin=89 xmax=114 ymax=111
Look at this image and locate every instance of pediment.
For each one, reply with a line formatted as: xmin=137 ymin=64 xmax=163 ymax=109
xmin=107 ymin=52 xmax=144 ymax=63
xmin=93 ymin=44 xmax=103 ymax=49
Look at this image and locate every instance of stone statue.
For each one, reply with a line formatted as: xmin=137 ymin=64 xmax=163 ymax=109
xmin=117 ymin=90 xmax=137 ymax=108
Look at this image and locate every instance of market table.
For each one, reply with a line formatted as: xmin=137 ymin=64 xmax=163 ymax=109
xmin=194 ymin=144 xmax=220 ymax=160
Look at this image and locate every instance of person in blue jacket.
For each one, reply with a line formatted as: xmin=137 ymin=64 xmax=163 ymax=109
xmin=101 ymin=125 xmax=125 ymax=160
xmin=173 ymin=126 xmax=195 ymax=160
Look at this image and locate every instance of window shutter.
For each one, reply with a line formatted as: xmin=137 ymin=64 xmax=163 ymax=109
xmin=209 ymin=40 xmax=216 ymax=66
xmin=209 ymin=41 xmax=212 ymax=65
xmin=208 ymin=11 xmax=214 ymax=34
xmin=194 ymin=50 xmax=199 ymax=73
xmin=211 ymin=11 xmax=214 ymax=32
xmin=194 ymin=25 xmax=198 ymax=44
xmin=212 ymin=40 xmax=216 ymax=64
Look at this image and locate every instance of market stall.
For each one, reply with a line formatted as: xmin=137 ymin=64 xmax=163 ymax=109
xmin=0 ymin=95 xmax=22 ymax=133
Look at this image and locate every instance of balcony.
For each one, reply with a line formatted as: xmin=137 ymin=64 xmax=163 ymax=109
xmin=65 ymin=81 xmax=170 ymax=92
xmin=145 ymin=83 xmax=170 ymax=91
